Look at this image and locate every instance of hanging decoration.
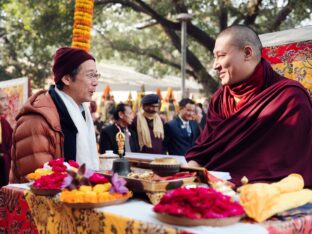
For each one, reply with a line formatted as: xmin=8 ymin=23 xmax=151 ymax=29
xmin=71 ymin=0 xmax=94 ymax=51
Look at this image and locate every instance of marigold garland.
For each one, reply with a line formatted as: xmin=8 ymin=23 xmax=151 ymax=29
xmin=71 ymin=0 xmax=94 ymax=51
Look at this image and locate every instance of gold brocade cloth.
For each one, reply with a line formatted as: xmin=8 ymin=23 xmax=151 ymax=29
xmin=24 ymin=190 xmax=180 ymax=234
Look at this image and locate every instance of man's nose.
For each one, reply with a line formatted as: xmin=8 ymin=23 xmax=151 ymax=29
xmin=213 ymin=59 xmax=221 ymax=71
xmin=92 ymin=79 xmax=98 ymax=86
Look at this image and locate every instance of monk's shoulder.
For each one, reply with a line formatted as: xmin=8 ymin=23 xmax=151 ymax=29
xmin=278 ymin=80 xmax=311 ymax=102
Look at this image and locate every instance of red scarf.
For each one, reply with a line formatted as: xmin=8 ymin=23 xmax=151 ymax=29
xmin=222 ymin=62 xmax=263 ymax=118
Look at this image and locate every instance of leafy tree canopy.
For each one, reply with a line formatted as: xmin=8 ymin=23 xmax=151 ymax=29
xmin=1 ymin=0 xmax=312 ymax=94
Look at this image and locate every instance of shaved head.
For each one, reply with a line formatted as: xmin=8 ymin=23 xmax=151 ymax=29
xmin=217 ymin=25 xmax=262 ymax=61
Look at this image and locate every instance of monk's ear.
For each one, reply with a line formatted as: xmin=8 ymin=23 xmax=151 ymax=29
xmin=243 ymin=45 xmax=253 ymax=61
xmin=61 ymin=75 xmax=72 ymax=86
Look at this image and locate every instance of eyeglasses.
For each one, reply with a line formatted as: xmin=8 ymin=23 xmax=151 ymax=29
xmin=86 ymin=72 xmax=101 ymax=80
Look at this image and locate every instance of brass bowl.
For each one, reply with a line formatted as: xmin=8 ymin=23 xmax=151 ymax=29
xmin=149 ymin=163 xmax=180 ymax=176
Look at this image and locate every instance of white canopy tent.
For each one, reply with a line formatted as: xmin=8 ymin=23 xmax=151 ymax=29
xmin=95 ymin=63 xmax=203 ymax=102
xmin=259 ymin=25 xmax=312 ymax=46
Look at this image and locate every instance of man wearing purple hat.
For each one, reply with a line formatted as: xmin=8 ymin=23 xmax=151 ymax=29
xmin=10 ymin=47 xmax=100 ymax=183
xmin=130 ymin=94 xmax=164 ymax=154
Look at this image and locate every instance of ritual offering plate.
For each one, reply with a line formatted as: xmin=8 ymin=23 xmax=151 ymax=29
xmin=101 ymin=169 xmax=196 ymax=193
xmin=149 ymin=157 xmax=181 ymax=176
xmin=153 ymin=187 xmax=245 ymax=227
xmin=62 ymin=195 xmax=131 ymax=209
xmin=30 ymin=185 xmax=61 ymax=196
xmin=155 ymin=213 xmax=244 ymax=227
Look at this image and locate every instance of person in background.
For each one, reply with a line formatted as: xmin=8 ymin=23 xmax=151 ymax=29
xmin=0 ymin=89 xmax=13 ymax=186
xmin=89 ymin=100 xmax=98 ymax=122
xmin=10 ymin=47 xmax=100 ymax=183
xmin=130 ymin=94 xmax=164 ymax=154
xmin=94 ymin=112 xmax=105 ymax=143
xmin=89 ymin=100 xmax=103 ymax=143
xmin=99 ymin=103 xmax=139 ymax=155
xmin=162 ymin=98 xmax=200 ymax=156
xmin=194 ymin=103 xmax=206 ymax=131
xmin=159 ymin=111 xmax=168 ymax=124
xmin=186 ymin=25 xmax=312 ymax=188
xmin=203 ymin=98 xmax=210 ymax=114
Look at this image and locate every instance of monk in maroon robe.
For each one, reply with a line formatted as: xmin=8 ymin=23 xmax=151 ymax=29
xmin=0 ymin=90 xmax=13 ymax=187
xmin=186 ymin=25 xmax=312 ymax=188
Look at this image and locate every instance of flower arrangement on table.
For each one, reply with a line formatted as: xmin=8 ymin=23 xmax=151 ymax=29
xmin=59 ymin=164 xmax=131 ymax=204
xmin=153 ymin=187 xmax=245 ymax=226
xmin=26 ymin=158 xmax=79 ymax=181
xmin=29 ymin=159 xmax=131 ymax=204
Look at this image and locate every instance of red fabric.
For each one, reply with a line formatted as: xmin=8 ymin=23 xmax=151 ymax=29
xmin=262 ymin=40 xmax=312 ymax=64
xmin=0 ymin=186 xmax=38 ymax=233
xmin=52 ymin=47 xmax=95 ymax=83
xmin=0 ymin=116 xmax=13 ymax=186
xmin=186 ymin=60 xmax=312 ymax=188
xmin=222 ymin=62 xmax=264 ymax=118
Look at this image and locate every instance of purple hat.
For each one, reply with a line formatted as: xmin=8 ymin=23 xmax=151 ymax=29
xmin=52 ymin=47 xmax=95 ymax=83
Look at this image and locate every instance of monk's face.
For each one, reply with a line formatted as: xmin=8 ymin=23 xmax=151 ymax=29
xmin=213 ymin=35 xmax=249 ymax=86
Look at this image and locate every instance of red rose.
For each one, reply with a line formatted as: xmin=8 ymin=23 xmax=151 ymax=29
xmin=33 ymin=173 xmax=67 ymax=189
xmin=52 ymin=163 xmax=67 ymax=172
xmin=153 ymin=187 xmax=245 ymax=219
xmin=88 ymin=173 xmax=109 ymax=184
xmin=48 ymin=158 xmax=64 ymax=166
xmin=68 ymin=160 xmax=79 ymax=168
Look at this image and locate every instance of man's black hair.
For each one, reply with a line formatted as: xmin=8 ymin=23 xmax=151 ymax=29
xmin=113 ymin=103 xmax=129 ymax=121
xmin=56 ymin=67 xmax=80 ymax=90
xmin=179 ymin=98 xmax=195 ymax=109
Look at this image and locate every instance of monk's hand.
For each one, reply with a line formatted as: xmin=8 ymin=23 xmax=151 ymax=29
xmin=187 ymin=160 xmax=200 ymax=167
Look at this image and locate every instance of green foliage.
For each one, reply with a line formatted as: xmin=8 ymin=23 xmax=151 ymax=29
xmin=0 ymin=0 xmax=74 ymax=87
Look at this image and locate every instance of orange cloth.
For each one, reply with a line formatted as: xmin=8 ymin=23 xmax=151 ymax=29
xmin=239 ymin=174 xmax=312 ymax=222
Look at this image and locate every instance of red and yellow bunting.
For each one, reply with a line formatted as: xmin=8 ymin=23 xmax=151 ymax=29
xmin=71 ymin=0 xmax=94 ymax=52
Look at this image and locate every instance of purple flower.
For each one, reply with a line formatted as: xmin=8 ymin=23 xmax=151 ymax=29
xmin=110 ymin=173 xmax=128 ymax=194
xmin=84 ymin=169 xmax=94 ymax=179
xmin=61 ymin=174 xmax=74 ymax=189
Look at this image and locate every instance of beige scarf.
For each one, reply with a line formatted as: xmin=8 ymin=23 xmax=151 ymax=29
xmin=136 ymin=110 xmax=164 ymax=150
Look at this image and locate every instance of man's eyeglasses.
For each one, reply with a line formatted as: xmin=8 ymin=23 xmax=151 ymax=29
xmin=86 ymin=72 xmax=101 ymax=80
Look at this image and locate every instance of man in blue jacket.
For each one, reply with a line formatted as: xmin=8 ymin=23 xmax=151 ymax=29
xmin=162 ymin=98 xmax=200 ymax=156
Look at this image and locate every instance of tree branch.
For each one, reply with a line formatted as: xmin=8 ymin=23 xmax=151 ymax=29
xmin=172 ymin=0 xmax=188 ymax=14
xmin=95 ymin=0 xmax=219 ymax=93
xmin=161 ymin=26 xmax=218 ymax=94
xmin=219 ymin=0 xmax=228 ymax=31
xmin=95 ymin=0 xmax=215 ymax=53
xmin=267 ymin=1 xmax=294 ymax=31
xmin=243 ymin=0 xmax=262 ymax=25
xmin=99 ymin=33 xmax=196 ymax=77
xmin=94 ymin=0 xmax=147 ymax=14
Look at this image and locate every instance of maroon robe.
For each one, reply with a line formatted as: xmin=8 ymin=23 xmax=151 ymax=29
xmin=186 ymin=60 xmax=312 ymax=188
xmin=0 ymin=116 xmax=13 ymax=186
